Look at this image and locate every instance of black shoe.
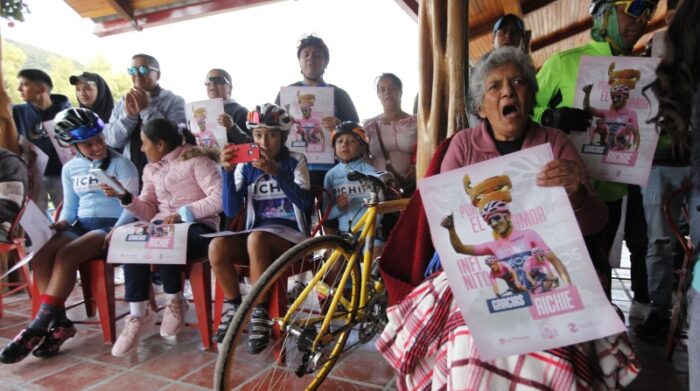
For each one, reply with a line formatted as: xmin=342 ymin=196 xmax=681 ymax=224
xmin=634 ymin=311 xmax=670 ymax=340
xmin=246 ymin=306 xmax=272 ymax=354
xmin=213 ymin=304 xmax=239 ymax=344
xmin=0 ymin=328 xmax=47 ymax=364
xmin=32 ymin=319 xmax=76 ymax=358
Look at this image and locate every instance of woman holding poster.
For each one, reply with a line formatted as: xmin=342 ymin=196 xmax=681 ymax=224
xmin=102 ymin=118 xmax=222 ymax=357
xmin=377 ymin=47 xmax=636 ymax=389
xmin=0 ymin=108 xmax=139 ymax=364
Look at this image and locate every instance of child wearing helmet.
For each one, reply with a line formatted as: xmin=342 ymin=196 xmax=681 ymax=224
xmin=323 ymin=121 xmax=378 ymax=234
xmin=210 ymin=103 xmax=313 ymax=352
xmin=0 ymin=108 xmax=139 ymax=364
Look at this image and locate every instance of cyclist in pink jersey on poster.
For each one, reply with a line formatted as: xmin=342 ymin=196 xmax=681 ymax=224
xmin=485 ymin=255 xmax=526 ymax=296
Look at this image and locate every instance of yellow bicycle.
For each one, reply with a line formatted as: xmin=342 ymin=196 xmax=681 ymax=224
xmin=214 ymin=171 xmax=409 ymax=390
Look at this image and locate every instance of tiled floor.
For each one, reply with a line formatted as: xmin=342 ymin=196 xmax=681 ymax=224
xmin=0 ymin=263 xmax=690 ymax=390
xmin=0 ymin=285 xmax=397 ymax=391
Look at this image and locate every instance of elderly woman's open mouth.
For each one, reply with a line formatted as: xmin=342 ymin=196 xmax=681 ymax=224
xmin=501 ymin=103 xmax=520 ymax=118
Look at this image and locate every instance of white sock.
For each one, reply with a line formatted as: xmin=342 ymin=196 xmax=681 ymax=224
xmin=129 ymin=301 xmax=149 ymax=317
xmin=165 ymin=291 xmax=183 ymax=303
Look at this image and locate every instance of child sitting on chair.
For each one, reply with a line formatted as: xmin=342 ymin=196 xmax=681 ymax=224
xmin=209 ymin=103 xmax=313 ymax=352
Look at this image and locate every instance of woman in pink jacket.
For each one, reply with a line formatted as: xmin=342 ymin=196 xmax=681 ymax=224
xmin=103 ymin=118 xmax=222 ymax=357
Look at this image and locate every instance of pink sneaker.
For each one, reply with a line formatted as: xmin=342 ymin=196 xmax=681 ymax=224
xmin=160 ymin=298 xmax=189 ymax=337
xmin=111 ymin=310 xmax=154 ymax=357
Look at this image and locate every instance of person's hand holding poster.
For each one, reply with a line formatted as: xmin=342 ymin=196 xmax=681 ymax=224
xmin=419 ymin=144 xmax=624 ymax=360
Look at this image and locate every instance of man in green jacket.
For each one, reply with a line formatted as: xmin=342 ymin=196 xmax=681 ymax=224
xmin=533 ymin=0 xmax=659 ymax=318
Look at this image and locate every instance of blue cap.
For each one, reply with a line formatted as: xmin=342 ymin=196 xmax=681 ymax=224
xmin=493 ymin=14 xmax=525 ymax=34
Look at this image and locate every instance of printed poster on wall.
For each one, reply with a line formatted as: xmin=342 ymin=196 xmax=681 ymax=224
xmin=418 ymin=144 xmax=625 ymax=360
xmin=570 ymin=56 xmax=660 ymax=186
xmin=185 ymin=98 xmax=227 ymax=149
xmin=279 ymin=86 xmax=334 ymax=164
xmin=107 ymin=222 xmax=192 ymax=265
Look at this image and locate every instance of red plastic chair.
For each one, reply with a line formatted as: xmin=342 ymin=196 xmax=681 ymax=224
xmin=0 ymin=196 xmax=34 ymax=319
xmin=662 ymin=186 xmax=695 ymax=359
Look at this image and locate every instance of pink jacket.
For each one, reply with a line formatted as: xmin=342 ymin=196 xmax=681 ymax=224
xmin=441 ymin=121 xmax=608 ymax=235
xmin=125 ymin=144 xmax=222 ymax=230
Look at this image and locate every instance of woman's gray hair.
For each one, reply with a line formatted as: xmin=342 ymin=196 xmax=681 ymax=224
xmin=468 ymin=46 xmax=538 ymax=116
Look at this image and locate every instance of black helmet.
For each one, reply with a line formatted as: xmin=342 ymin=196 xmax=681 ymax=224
xmin=53 ymin=108 xmax=105 ymax=144
xmin=590 ymin=0 xmax=658 ymax=16
xmin=246 ymin=103 xmax=292 ymax=133
xmin=297 ymin=35 xmax=330 ymax=64
xmin=331 ymin=121 xmax=369 ymax=147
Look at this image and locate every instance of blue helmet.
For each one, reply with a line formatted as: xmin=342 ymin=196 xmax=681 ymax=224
xmin=53 ymin=108 xmax=104 ymax=144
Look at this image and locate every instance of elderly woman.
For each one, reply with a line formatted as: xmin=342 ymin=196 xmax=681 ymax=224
xmin=204 ymin=68 xmax=250 ymax=144
xmin=377 ymin=47 xmax=636 ymax=390
xmin=364 ymin=73 xmax=417 ymax=195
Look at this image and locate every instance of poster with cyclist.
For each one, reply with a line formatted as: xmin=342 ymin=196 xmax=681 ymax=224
xmin=279 ymin=86 xmax=334 ymax=164
xmin=185 ymin=98 xmax=227 ymax=149
xmin=418 ymin=144 xmax=624 ymax=360
xmin=106 ymin=221 xmax=193 ymax=265
xmin=568 ymin=56 xmax=660 ymax=186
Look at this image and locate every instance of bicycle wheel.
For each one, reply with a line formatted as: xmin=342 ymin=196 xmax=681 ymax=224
xmin=215 ymin=235 xmax=361 ymax=391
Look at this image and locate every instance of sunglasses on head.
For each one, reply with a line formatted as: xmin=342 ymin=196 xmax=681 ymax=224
xmin=204 ymin=76 xmax=231 ymax=87
xmin=615 ymin=0 xmax=657 ymax=19
xmin=127 ymin=65 xmax=159 ymax=76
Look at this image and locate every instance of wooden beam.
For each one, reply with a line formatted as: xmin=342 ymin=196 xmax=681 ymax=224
xmin=103 ymin=0 xmax=141 ymax=31
xmin=501 ymin=0 xmax=524 ymax=16
xmin=469 ymin=0 xmax=556 ymax=39
xmin=394 ymin=0 xmax=419 ymax=21
xmin=530 ymin=17 xmax=592 ymax=52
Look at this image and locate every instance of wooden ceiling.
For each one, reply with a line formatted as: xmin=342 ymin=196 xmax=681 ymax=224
xmin=65 ymin=0 xmax=669 ymax=66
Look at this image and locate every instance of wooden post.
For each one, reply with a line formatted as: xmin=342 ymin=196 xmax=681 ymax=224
xmin=416 ymin=0 xmax=468 ymax=179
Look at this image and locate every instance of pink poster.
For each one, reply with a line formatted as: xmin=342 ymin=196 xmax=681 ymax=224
xmin=418 ymin=144 xmax=624 ymax=360
xmin=569 ymin=56 xmax=660 ymax=186
xmin=107 ymin=222 xmax=192 ymax=265
xmin=185 ymin=98 xmax=227 ymax=149
xmin=279 ymin=86 xmax=334 ymax=164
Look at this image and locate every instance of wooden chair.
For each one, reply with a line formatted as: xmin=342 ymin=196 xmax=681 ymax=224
xmin=662 ymin=186 xmax=695 ymax=359
xmin=0 ymin=196 xmax=33 ymax=318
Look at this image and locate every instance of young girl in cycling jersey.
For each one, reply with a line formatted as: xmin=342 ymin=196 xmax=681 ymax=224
xmin=209 ymin=104 xmax=313 ymax=353
xmin=0 ymin=108 xmax=139 ymax=364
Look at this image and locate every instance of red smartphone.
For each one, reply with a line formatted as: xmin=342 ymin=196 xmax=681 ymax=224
xmin=227 ymin=143 xmax=260 ymax=164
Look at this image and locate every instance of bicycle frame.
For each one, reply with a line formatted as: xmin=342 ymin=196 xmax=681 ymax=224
xmin=279 ymin=192 xmax=409 ymax=352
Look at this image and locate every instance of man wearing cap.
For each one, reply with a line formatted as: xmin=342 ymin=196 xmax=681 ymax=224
xmin=276 ymin=35 xmax=359 ymax=186
xmin=204 ymin=68 xmax=250 ymax=144
xmin=103 ymin=53 xmax=186 ymax=181
xmin=533 ymin=0 xmax=660 ymax=330
xmin=492 ymin=13 xmax=529 ymax=52
xmin=12 ymin=69 xmax=71 ymax=211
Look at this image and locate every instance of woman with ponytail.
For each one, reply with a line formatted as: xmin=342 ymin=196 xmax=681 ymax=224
xmin=101 ymin=118 xmax=222 ymax=357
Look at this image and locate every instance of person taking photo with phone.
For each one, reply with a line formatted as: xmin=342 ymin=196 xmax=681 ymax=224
xmin=0 ymin=108 xmax=138 ymax=364
xmin=209 ymin=103 xmax=313 ymax=352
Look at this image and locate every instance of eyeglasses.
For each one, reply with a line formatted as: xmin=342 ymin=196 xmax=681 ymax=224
xmin=127 ymin=65 xmax=159 ymax=76
xmin=488 ymin=214 xmax=505 ymax=224
xmin=615 ymin=0 xmax=657 ymax=19
xmin=204 ymin=76 xmax=231 ymax=87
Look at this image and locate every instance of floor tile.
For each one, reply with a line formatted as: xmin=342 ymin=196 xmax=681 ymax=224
xmin=0 ymin=354 xmax=80 ymax=384
xmin=28 ymin=362 xmax=120 ymax=391
xmin=89 ymin=372 xmax=169 ymax=391
xmin=133 ymin=343 xmax=216 ymax=380
xmin=332 ymin=350 xmax=395 ymax=386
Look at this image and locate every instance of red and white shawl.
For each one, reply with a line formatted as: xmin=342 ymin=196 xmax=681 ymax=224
xmin=376 ymin=272 xmax=639 ymax=391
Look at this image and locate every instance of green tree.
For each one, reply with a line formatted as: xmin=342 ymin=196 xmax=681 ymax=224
xmin=2 ymin=39 xmax=26 ymax=103
xmin=46 ymin=54 xmax=81 ymax=106
xmin=0 ymin=0 xmax=29 ymax=23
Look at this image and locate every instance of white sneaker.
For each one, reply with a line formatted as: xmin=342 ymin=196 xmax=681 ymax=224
xmin=113 ymin=266 xmax=125 ymax=286
xmin=160 ymin=298 xmax=189 ymax=337
xmin=629 ymin=300 xmax=651 ymax=321
xmin=183 ymin=280 xmax=193 ymax=300
xmin=111 ymin=310 xmax=155 ymax=357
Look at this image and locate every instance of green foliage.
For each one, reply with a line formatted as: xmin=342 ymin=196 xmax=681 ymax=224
xmin=3 ymin=41 xmax=131 ymax=108
xmin=2 ymin=39 xmax=26 ymax=103
xmin=0 ymin=0 xmax=29 ymax=23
